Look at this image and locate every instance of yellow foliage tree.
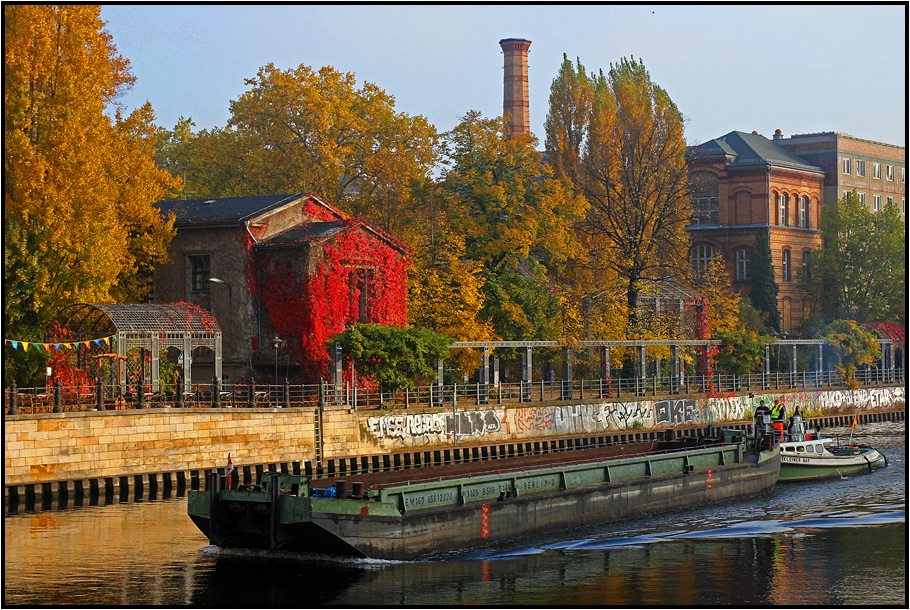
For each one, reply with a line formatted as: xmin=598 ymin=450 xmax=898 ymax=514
xmin=693 ymin=255 xmax=742 ymax=335
xmin=4 ymin=5 xmax=178 ymax=382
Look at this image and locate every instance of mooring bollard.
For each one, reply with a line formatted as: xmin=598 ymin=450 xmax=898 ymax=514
xmin=248 ymin=380 xmax=255 ymax=408
xmin=212 ymin=378 xmax=221 ymax=408
xmin=282 ymin=379 xmax=290 ymax=408
xmin=175 ymin=381 xmax=184 ymax=409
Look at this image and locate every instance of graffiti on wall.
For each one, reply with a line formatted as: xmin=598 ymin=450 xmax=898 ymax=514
xmin=512 ymin=402 xmax=654 ymax=434
xmin=366 ymin=409 xmax=503 ymax=441
xmin=654 ymin=399 xmax=700 ymax=426
xmin=362 ymin=386 xmax=903 ymax=446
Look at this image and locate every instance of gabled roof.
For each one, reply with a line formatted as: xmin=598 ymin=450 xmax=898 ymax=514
xmin=688 ymin=131 xmax=824 ymax=174
xmin=257 ymin=221 xmax=348 ymax=248
xmin=155 ymin=193 xmax=306 ymax=227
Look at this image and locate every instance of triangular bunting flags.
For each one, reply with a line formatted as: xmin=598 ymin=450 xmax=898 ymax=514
xmin=104 ymin=337 xmax=111 ymax=345
xmin=23 ymin=343 xmax=29 ymax=352
xmin=11 ymin=341 xmax=18 ymax=350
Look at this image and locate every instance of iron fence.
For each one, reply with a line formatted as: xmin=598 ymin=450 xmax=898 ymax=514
xmin=5 ymin=366 xmax=904 ymax=415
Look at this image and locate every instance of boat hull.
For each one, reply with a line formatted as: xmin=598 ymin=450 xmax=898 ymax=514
xmin=189 ymin=442 xmax=780 ymax=560
xmin=779 ymin=448 xmax=886 ymax=481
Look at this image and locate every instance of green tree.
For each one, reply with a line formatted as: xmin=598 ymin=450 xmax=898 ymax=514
xmin=713 ymin=330 xmax=769 ymax=375
xmin=479 ymin=258 xmax=564 ymax=341
xmin=4 ymin=5 xmax=177 ymax=384
xmin=819 ymin=319 xmax=881 ymax=388
xmin=803 ymin=192 xmax=905 ymax=323
xmin=749 ymin=231 xmax=780 ymax=331
xmin=545 ymin=56 xmax=691 ymax=326
xmin=330 ymin=324 xmax=451 ymax=393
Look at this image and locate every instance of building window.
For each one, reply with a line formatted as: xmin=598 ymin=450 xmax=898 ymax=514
xmin=799 ymin=196 xmax=809 ymax=227
xmin=782 ymin=249 xmax=791 ymax=282
xmin=886 ymin=196 xmax=894 ymax=207
xmin=903 ymin=198 xmax=906 ymax=214
xmin=349 ymin=268 xmax=375 ymax=323
xmin=886 ymin=165 xmax=894 ymax=181
xmin=857 ymin=192 xmax=866 ymax=205
xmin=778 ymin=193 xmax=789 ymax=226
xmin=689 ymin=244 xmax=716 ymax=276
xmin=873 ymin=163 xmax=881 ymax=179
xmin=842 ymin=158 xmax=851 ymax=174
xmin=691 ymin=196 xmax=719 ymax=225
xmin=735 ymin=248 xmax=751 ymax=281
xmin=856 ymin=160 xmax=866 ymax=177
xmin=189 ymin=255 xmax=211 ymax=292
xmin=902 ymin=167 xmax=905 ymax=183
xmin=873 ymin=195 xmax=882 ymax=211
xmin=802 ymin=250 xmax=810 ymax=281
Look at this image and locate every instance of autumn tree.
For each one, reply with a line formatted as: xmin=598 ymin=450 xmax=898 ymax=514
xmin=803 ymin=192 xmax=905 ymax=324
xmin=692 ymin=254 xmax=742 ymax=335
xmin=4 ymin=5 xmax=178 ymax=383
xmin=545 ymin=56 xmax=691 ymax=327
xmin=434 ymin=111 xmax=587 ymax=342
xmin=158 ymin=64 xmax=439 ymax=238
xmin=439 ymin=111 xmax=587 ymax=268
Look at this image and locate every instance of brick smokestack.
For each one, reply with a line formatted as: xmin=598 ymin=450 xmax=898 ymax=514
xmin=499 ymin=38 xmax=531 ymax=137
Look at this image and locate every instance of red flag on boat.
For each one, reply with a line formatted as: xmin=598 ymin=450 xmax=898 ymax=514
xmin=226 ymin=454 xmax=234 ymax=488
xmin=850 ymin=412 xmax=858 ymax=432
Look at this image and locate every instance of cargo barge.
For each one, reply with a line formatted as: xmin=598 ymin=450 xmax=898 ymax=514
xmin=188 ymin=429 xmax=780 ymax=560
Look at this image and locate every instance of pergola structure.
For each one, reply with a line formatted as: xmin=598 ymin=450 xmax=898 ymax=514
xmin=47 ymin=303 xmax=222 ymax=394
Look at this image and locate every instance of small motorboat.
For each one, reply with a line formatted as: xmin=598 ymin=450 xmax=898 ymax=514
xmin=777 ymin=413 xmax=887 ymax=481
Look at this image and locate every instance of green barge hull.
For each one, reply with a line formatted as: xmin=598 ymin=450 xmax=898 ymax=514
xmin=188 ymin=432 xmax=780 ymax=560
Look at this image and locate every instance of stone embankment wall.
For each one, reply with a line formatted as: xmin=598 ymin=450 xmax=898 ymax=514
xmin=4 ymin=386 xmax=904 ymax=487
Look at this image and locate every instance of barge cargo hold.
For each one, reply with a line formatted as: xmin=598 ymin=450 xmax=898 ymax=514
xmin=188 ymin=430 xmax=780 ymax=560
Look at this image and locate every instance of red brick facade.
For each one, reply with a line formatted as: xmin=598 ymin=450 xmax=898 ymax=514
xmin=687 ymin=132 xmax=825 ymax=333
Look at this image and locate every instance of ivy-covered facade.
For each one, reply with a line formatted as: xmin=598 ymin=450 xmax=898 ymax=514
xmin=153 ymin=193 xmax=411 ymax=383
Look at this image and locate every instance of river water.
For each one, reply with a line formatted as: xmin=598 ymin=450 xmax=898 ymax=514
xmin=4 ymin=421 xmax=905 ymax=606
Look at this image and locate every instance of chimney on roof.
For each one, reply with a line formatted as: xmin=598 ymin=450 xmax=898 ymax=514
xmin=773 ymin=129 xmax=783 ymax=140
xmin=499 ymin=38 xmax=531 ymax=137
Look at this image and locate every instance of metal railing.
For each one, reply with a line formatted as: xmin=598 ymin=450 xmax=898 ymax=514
xmin=5 ymin=366 xmax=904 ymax=415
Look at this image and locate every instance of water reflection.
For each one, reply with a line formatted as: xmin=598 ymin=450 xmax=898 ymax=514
xmin=3 ymin=422 xmax=905 ymax=606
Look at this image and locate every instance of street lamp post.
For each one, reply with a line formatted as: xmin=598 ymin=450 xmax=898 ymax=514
xmin=270 ymin=336 xmax=284 ymax=382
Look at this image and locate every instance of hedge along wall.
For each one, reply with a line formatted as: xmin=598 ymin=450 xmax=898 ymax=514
xmin=352 ymin=386 xmax=907 ymax=453
xmin=4 ymin=386 xmax=905 ymax=486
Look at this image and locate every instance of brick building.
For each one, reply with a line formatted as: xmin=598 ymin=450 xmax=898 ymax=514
xmin=686 ymin=131 xmax=825 ymax=334
xmin=153 ymin=193 xmax=411 ymax=383
xmin=775 ymin=131 xmax=906 ymax=222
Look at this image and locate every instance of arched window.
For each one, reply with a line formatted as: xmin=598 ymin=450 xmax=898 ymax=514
xmin=735 ymin=248 xmax=751 ymax=281
xmin=799 ymin=196 xmax=809 ymax=227
xmin=690 ymin=171 xmax=719 ymax=225
xmin=778 ymin=193 xmax=789 ymax=226
xmin=782 ymin=249 xmax=791 ymax=282
xmin=689 ymin=243 xmax=716 ymax=276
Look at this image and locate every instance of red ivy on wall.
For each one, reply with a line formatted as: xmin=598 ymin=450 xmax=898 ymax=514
xmin=256 ymin=223 xmax=409 ymax=380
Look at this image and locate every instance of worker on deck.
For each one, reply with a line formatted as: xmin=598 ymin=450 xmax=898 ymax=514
xmin=770 ymin=399 xmax=786 ymax=442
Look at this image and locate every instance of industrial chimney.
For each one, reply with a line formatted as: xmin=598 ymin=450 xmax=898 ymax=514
xmin=499 ymin=38 xmax=531 ymax=137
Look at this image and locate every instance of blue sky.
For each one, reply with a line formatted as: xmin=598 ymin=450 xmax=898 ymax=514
xmin=101 ymin=4 xmax=906 ymax=147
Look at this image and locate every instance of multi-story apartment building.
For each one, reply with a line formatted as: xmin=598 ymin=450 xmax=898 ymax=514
xmin=775 ymin=131 xmax=906 ymax=221
xmin=687 ymin=131 xmax=825 ymax=334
